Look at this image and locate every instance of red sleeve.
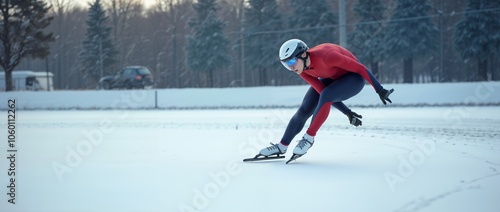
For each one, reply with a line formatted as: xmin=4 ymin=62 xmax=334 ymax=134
xmin=324 ymin=49 xmax=376 ymax=88
xmin=300 ymin=73 xmax=324 ymax=94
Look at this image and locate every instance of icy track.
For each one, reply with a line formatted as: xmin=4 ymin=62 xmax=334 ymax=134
xmin=1 ymin=107 xmax=499 ymax=212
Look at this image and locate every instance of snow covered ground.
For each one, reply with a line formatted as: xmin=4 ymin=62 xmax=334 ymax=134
xmin=1 ymin=81 xmax=500 ymax=110
xmin=0 ymin=82 xmax=499 ymax=211
xmin=0 ymin=107 xmax=499 ymax=212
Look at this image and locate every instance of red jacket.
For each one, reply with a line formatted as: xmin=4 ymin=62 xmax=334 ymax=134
xmin=300 ymin=43 xmax=382 ymax=93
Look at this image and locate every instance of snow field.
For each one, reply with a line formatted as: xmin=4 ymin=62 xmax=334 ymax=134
xmin=1 ymin=81 xmax=500 ymax=110
xmin=0 ymin=107 xmax=499 ymax=212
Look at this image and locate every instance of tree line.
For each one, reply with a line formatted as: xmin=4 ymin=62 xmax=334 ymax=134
xmin=3 ymin=0 xmax=500 ymax=91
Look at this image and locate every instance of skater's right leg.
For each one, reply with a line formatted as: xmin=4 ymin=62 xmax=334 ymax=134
xmin=280 ymin=86 xmax=320 ymax=146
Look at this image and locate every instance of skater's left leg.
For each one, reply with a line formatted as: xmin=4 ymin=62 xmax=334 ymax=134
xmin=306 ymin=73 xmax=365 ymax=136
xmin=292 ymin=73 xmax=365 ymax=156
xmin=258 ymin=86 xmax=319 ymax=156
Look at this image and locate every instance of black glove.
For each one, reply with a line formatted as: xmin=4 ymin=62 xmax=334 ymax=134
xmin=377 ymin=88 xmax=394 ymax=105
xmin=347 ymin=111 xmax=362 ymax=127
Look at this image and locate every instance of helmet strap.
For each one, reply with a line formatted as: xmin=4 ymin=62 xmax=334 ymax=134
xmin=298 ymin=52 xmax=310 ymax=70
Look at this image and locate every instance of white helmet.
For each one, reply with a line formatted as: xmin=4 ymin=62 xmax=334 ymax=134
xmin=279 ymin=39 xmax=308 ymax=70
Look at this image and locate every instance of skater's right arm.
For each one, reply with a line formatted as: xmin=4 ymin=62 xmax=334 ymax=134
xmin=324 ymin=48 xmax=383 ymax=92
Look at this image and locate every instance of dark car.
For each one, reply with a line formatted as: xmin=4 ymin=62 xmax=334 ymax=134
xmin=99 ymin=66 xmax=154 ymax=89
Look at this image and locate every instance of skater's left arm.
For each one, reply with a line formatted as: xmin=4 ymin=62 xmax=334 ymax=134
xmin=300 ymin=73 xmax=325 ymax=94
xmin=333 ymin=102 xmax=362 ymax=127
xmin=332 ymin=102 xmax=350 ymax=115
xmin=347 ymin=111 xmax=362 ymax=127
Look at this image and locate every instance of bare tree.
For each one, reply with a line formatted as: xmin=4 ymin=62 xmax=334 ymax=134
xmin=108 ymin=0 xmax=144 ymax=71
xmin=47 ymin=0 xmax=77 ymax=89
xmin=149 ymin=0 xmax=193 ymax=88
xmin=0 ymin=0 xmax=54 ymax=91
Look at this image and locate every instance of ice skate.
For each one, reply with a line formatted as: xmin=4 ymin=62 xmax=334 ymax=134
xmin=243 ymin=143 xmax=287 ymax=162
xmin=293 ymin=134 xmax=314 ymax=155
xmin=286 ymin=134 xmax=314 ymax=164
xmin=259 ymin=142 xmax=287 ymax=156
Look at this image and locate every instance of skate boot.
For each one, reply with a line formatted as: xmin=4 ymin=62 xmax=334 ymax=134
xmin=293 ymin=135 xmax=314 ymax=155
xmin=259 ymin=142 xmax=287 ymax=156
xmin=287 ymin=134 xmax=314 ymax=164
xmin=243 ymin=142 xmax=287 ymax=162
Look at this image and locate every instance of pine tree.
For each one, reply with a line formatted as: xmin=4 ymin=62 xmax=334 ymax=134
xmin=454 ymin=0 xmax=500 ymax=81
xmin=384 ymin=0 xmax=438 ymax=83
xmin=79 ymin=0 xmax=116 ymax=86
xmin=349 ymin=0 xmax=386 ymax=78
xmin=243 ymin=0 xmax=283 ymax=86
xmin=186 ymin=0 xmax=230 ymax=87
xmin=288 ymin=0 xmax=337 ymax=45
xmin=0 ymin=0 xmax=54 ymax=91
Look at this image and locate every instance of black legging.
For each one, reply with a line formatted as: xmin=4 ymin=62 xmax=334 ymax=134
xmin=280 ymin=73 xmax=364 ymax=145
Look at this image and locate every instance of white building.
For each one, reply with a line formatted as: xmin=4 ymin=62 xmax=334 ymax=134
xmin=0 ymin=70 xmax=54 ymax=91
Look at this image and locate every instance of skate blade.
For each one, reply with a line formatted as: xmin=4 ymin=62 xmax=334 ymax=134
xmin=286 ymin=154 xmax=304 ymax=164
xmin=243 ymin=154 xmax=285 ymax=162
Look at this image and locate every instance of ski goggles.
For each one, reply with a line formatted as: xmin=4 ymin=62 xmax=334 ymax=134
xmin=280 ymin=57 xmax=299 ymax=71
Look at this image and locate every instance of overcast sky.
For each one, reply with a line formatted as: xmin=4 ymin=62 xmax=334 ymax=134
xmin=74 ymin=0 xmax=157 ymax=9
